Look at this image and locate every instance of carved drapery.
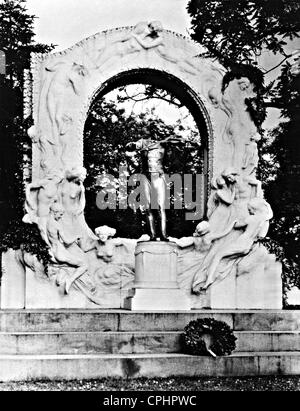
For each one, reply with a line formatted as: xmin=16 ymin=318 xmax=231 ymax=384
xmin=23 ymin=22 xmax=273 ymax=306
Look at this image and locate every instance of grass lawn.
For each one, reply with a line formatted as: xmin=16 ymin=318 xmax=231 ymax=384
xmin=0 ymin=376 xmax=299 ymax=391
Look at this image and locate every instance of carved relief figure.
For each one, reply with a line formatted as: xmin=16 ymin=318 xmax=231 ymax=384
xmin=220 ymin=78 xmax=257 ymax=169
xmin=144 ymin=20 xmax=200 ymax=75
xmin=207 ymin=167 xmax=264 ymax=236
xmin=233 ymin=174 xmax=264 ymax=220
xmin=242 ymin=131 xmax=261 ymax=176
xmin=208 ymin=86 xmax=221 ymax=108
xmin=39 ymin=61 xmax=89 ymax=165
xmin=190 ymin=167 xmax=265 ymax=295
xmin=23 ymin=171 xmax=64 ymax=243
xmin=93 ymin=225 xmax=135 ymax=291
xmin=195 ymin=198 xmax=273 ymax=292
xmin=96 ymin=21 xmax=164 ymax=69
xmin=96 ymin=21 xmax=199 ymax=76
xmin=174 ymin=220 xmax=236 ymax=254
xmin=95 ymin=225 xmax=118 ymax=261
xmin=207 ymin=167 xmax=239 ymax=234
xmin=57 ymin=166 xmax=97 ymax=247
xmin=46 ymin=203 xmax=89 ymax=294
xmin=172 ymin=221 xmax=236 ymax=292
xmin=59 ymin=166 xmax=86 ymax=217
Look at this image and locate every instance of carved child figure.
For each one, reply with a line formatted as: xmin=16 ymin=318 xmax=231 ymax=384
xmin=95 ymin=225 xmax=120 ymax=262
xmin=171 ymin=221 xmax=234 ymax=253
xmin=94 ymin=225 xmax=136 ymax=290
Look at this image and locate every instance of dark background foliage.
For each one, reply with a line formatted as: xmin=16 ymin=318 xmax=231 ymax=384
xmin=84 ymin=95 xmax=204 ymax=238
xmin=187 ymin=0 xmax=300 ymax=293
xmin=0 ymin=0 xmax=53 ymax=259
xmin=0 ymin=0 xmax=53 ymax=226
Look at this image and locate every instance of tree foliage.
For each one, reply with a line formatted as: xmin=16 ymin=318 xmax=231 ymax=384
xmin=0 ymin=0 xmax=53 ymax=232
xmin=264 ymin=65 xmax=300 ymax=289
xmin=0 ymin=0 xmax=54 ymax=85
xmin=84 ymin=91 xmax=203 ymax=238
xmin=187 ymin=0 xmax=300 ymax=115
xmin=187 ymin=0 xmax=300 ymax=291
xmin=187 ymin=0 xmax=300 ymax=68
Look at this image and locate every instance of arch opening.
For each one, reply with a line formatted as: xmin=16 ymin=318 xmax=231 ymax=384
xmin=83 ymin=69 xmax=212 ymax=238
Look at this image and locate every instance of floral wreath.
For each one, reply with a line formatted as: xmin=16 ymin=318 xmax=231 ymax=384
xmin=182 ymin=318 xmax=237 ymax=357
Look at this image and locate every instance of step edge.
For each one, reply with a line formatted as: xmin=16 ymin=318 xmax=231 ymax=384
xmin=0 ymin=351 xmax=300 ymax=360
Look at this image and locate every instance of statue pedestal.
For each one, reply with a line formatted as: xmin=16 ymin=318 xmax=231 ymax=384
xmin=130 ymin=241 xmax=190 ymax=310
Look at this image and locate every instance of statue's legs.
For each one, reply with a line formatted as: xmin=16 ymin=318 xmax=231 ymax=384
xmin=146 ymin=209 xmax=156 ymax=240
xmin=152 ymin=175 xmax=168 ymax=241
xmin=140 ymin=175 xmax=156 ymax=240
xmin=159 ymin=207 xmax=168 ymax=241
xmin=141 ymin=174 xmax=168 ymax=241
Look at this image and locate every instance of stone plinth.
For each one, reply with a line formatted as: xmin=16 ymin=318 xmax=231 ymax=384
xmin=207 ymin=248 xmax=283 ymax=309
xmin=1 ymin=250 xmax=25 ymax=309
xmin=0 ymin=310 xmax=300 ymax=380
xmin=130 ymin=241 xmax=190 ymax=310
xmin=134 ymin=241 xmax=178 ymax=289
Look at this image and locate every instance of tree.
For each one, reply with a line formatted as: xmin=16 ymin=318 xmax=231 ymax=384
xmin=264 ymin=64 xmax=300 ymax=290
xmin=187 ymin=0 xmax=299 ymax=68
xmin=84 ymin=88 xmax=203 ymax=238
xmin=187 ymin=0 xmax=300 ymax=108
xmin=0 ymin=0 xmax=54 ymax=231
xmin=187 ymin=0 xmax=300 ymax=291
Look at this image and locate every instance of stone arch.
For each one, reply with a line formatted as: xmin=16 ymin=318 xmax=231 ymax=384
xmin=25 ymin=21 xmax=260 ymax=240
xmin=18 ymin=22 xmax=280 ymax=310
xmin=28 ymin=23 xmax=230 ymax=180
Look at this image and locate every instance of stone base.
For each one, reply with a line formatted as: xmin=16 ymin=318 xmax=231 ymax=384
xmin=134 ymin=241 xmax=178 ymax=288
xmin=0 ymin=310 xmax=300 ymax=380
xmin=208 ymin=247 xmax=282 ymax=309
xmin=25 ymin=267 xmax=92 ymax=309
xmin=0 ymin=248 xmax=135 ymax=309
xmin=130 ymin=288 xmax=191 ymax=310
xmin=1 ymin=249 xmax=25 ymax=309
xmin=25 ymin=267 xmax=132 ymax=309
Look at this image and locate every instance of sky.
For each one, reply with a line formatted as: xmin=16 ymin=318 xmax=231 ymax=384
xmin=25 ymin=0 xmax=300 ymax=130
xmin=26 ymin=0 xmax=191 ymax=51
xmin=25 ymin=0 xmax=195 ymax=130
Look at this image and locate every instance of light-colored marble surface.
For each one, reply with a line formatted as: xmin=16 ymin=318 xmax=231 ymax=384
xmin=1 ymin=21 xmax=282 ymax=309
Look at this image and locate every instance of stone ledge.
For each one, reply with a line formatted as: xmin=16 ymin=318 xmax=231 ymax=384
xmin=0 ymin=352 xmax=300 ymax=381
xmin=0 ymin=310 xmax=300 ymax=332
xmin=0 ymin=330 xmax=299 ymax=355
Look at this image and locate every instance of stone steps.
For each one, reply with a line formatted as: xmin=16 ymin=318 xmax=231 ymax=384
xmin=0 ymin=331 xmax=299 ymax=355
xmin=0 ymin=352 xmax=299 ymax=381
xmin=0 ymin=310 xmax=299 ymax=380
xmin=1 ymin=310 xmax=300 ymax=331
